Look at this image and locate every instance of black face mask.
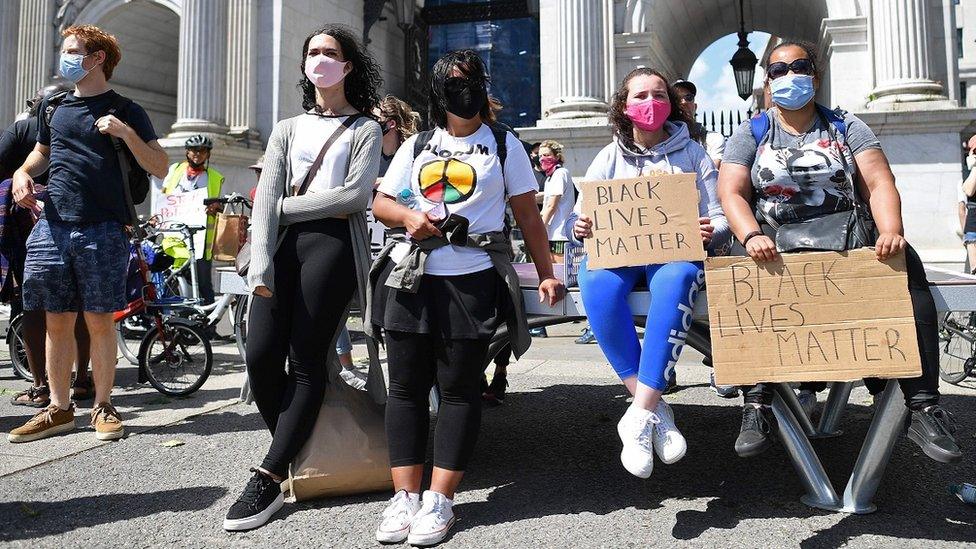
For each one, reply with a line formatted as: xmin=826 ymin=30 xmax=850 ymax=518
xmin=443 ymin=78 xmax=487 ymax=120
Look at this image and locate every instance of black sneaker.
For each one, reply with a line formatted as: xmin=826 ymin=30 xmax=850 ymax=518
xmin=734 ymin=405 xmax=776 ymax=458
xmin=487 ymin=374 xmax=508 ymax=406
xmin=907 ymin=405 xmax=962 ymax=464
xmin=224 ymin=469 xmax=284 ymax=531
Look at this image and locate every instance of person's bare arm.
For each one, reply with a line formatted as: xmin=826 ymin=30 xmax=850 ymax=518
xmin=717 ymin=162 xmax=777 ymax=262
xmin=371 ymin=192 xmax=441 ymax=240
xmin=540 ymin=194 xmax=560 ymax=226
xmin=95 ymin=115 xmax=168 ymax=178
xmin=963 ymin=167 xmax=976 ymax=198
xmin=12 ymin=145 xmax=51 ymax=209
xmin=853 ymin=148 xmax=906 ymax=260
xmin=510 ymin=191 xmax=564 ymax=306
xmin=960 ymin=201 xmax=967 ymax=233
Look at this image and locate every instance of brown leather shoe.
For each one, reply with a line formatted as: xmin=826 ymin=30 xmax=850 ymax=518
xmin=90 ymin=403 xmax=125 ymax=441
xmin=8 ymin=403 xmax=77 ymax=443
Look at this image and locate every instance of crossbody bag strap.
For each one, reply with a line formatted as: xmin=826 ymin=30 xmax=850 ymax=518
xmin=294 ymin=113 xmax=363 ymax=197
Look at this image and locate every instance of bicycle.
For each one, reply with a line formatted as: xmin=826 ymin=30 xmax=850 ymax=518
xmin=6 ymin=221 xmax=214 ymax=396
xmin=938 ymin=310 xmax=976 ymax=384
xmin=116 ymin=194 xmax=252 ymax=365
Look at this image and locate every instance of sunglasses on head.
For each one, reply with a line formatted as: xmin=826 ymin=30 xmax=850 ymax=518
xmin=767 ymin=59 xmax=815 ymax=80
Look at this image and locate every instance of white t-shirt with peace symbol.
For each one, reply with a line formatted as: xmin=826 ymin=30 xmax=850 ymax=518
xmin=378 ymin=124 xmax=538 ymax=275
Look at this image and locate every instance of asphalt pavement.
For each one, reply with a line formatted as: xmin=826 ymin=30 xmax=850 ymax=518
xmin=0 ymin=322 xmax=974 ymax=548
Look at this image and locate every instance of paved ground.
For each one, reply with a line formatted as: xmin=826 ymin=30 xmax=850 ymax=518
xmin=0 ymin=322 xmax=974 ymax=548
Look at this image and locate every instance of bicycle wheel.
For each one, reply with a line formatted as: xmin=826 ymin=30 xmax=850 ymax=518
xmin=233 ymin=294 xmax=249 ymax=362
xmin=938 ymin=312 xmax=975 ymax=384
xmin=116 ymin=313 xmax=152 ymax=365
xmin=6 ymin=314 xmax=32 ymax=381
xmin=138 ymin=317 xmax=213 ymax=396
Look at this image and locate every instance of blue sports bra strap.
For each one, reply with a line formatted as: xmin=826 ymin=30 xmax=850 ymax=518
xmin=749 ymin=111 xmax=770 ymax=146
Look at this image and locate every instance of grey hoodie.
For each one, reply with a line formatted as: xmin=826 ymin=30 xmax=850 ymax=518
xmin=564 ymin=120 xmax=731 ymax=255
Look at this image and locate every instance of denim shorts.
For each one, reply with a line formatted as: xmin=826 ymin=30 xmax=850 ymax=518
xmin=23 ymin=218 xmax=129 ymax=313
xmin=965 ymin=231 xmax=976 ymax=245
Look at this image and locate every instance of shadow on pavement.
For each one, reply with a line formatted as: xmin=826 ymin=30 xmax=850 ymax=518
xmin=154 ymin=407 xmax=266 ymax=436
xmin=449 ymin=383 xmax=975 ymax=546
xmin=0 ymin=486 xmax=227 ymax=542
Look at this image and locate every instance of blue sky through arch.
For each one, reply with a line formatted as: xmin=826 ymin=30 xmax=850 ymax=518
xmin=687 ymin=32 xmax=771 ymax=114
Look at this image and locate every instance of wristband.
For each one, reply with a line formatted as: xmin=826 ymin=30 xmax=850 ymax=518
xmin=742 ymin=230 xmax=764 ymax=246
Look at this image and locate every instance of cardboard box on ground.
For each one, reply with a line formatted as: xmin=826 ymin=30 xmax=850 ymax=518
xmin=705 ymin=249 xmax=921 ymax=386
xmin=580 ymin=174 xmax=705 ymax=269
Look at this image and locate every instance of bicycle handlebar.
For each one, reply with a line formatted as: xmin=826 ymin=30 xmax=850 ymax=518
xmin=204 ymin=193 xmax=253 ymax=208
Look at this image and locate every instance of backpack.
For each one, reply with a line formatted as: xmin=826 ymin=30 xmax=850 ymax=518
xmin=45 ymin=91 xmax=151 ymax=216
xmin=413 ymin=124 xmax=508 ymax=175
xmin=750 ymin=103 xmax=847 ymax=145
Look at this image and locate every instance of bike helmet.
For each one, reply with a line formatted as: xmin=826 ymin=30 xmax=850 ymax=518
xmin=184 ymin=134 xmax=213 ymax=150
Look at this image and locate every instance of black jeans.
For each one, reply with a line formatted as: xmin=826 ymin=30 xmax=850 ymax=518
xmin=385 ymin=330 xmax=489 ymax=471
xmin=245 ymin=219 xmax=355 ymax=477
xmin=736 ymin=237 xmax=940 ymax=410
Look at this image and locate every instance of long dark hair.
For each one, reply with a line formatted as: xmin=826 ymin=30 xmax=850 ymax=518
xmin=298 ymin=25 xmax=382 ymax=114
xmin=428 ymin=49 xmax=492 ymax=128
xmin=608 ymin=67 xmax=691 ymax=151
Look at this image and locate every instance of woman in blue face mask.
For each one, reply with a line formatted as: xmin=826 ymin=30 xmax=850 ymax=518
xmin=717 ymin=40 xmax=962 ymax=465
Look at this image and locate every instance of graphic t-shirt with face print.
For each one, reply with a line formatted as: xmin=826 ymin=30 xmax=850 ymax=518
xmin=378 ymin=124 xmax=538 ymax=275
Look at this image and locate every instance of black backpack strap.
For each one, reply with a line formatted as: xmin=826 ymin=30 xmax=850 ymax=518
xmin=412 ymin=129 xmax=435 ymax=159
xmin=106 ymin=93 xmax=133 ymax=120
xmin=43 ymin=90 xmax=70 ymax=127
xmin=105 ymin=93 xmax=140 ymax=228
xmin=490 ymin=126 xmax=507 ymax=175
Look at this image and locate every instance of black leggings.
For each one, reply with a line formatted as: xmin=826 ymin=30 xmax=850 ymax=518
xmin=738 ymin=243 xmax=940 ymax=410
xmin=385 ymin=330 xmax=489 ymax=471
xmin=245 ymin=219 xmax=355 ymax=477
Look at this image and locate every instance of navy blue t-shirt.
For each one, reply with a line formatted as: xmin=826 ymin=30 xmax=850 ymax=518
xmin=37 ymin=90 xmax=157 ymax=223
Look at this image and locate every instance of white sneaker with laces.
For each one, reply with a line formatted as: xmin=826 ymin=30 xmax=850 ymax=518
xmin=616 ymin=405 xmax=657 ymax=478
xmin=407 ymin=490 xmax=455 ymax=546
xmin=797 ymin=390 xmax=817 ymax=419
xmin=375 ymin=490 xmax=421 ymax=543
xmin=652 ymin=400 xmax=687 ymax=464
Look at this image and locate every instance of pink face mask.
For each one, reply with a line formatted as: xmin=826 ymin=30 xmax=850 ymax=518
xmin=539 ymin=155 xmax=559 ymax=176
xmin=624 ymin=98 xmax=671 ymax=132
xmin=304 ymin=55 xmax=348 ymax=89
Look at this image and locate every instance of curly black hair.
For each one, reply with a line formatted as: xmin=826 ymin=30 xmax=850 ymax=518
xmin=608 ymin=67 xmax=692 ymax=151
xmin=299 ymin=24 xmax=382 ymax=115
xmin=428 ymin=49 xmax=492 ymax=128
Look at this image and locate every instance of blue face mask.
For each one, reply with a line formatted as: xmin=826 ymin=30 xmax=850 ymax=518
xmin=59 ymin=53 xmax=90 ymax=84
xmin=769 ymin=74 xmax=815 ymax=111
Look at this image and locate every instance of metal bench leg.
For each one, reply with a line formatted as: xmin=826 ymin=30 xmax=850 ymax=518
xmin=838 ymin=379 xmax=908 ymax=514
xmin=813 ymin=381 xmax=854 ymax=438
xmin=773 ymin=383 xmax=817 ymax=437
xmin=772 ymin=387 xmax=841 ymax=511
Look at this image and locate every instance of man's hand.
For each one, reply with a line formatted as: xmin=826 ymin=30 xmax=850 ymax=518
xmin=699 ymin=216 xmax=714 ymax=246
xmin=875 ymin=232 xmax=907 ymax=261
xmin=538 ymin=276 xmax=565 ymax=307
xmin=745 ymin=234 xmax=778 ymax=262
xmin=573 ymin=215 xmax=593 ymax=240
xmin=95 ymin=115 xmax=131 ymax=139
xmin=404 ymin=209 xmax=442 ymax=240
xmin=12 ymin=170 xmax=37 ymax=210
xmin=206 ymin=203 xmax=222 ymax=216
xmin=253 ymin=285 xmax=272 ymax=298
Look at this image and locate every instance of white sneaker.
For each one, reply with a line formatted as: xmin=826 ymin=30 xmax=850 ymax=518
xmin=407 ymin=490 xmax=456 ymax=546
xmin=616 ymin=405 xmax=657 ymax=478
xmin=652 ymin=400 xmax=687 ymax=464
xmin=798 ymin=390 xmax=817 ymax=419
xmin=375 ymin=490 xmax=421 ymax=543
xmin=339 ymin=367 xmax=367 ymax=390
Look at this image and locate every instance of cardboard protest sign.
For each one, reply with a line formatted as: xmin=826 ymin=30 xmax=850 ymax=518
xmin=581 ymin=174 xmax=704 ymax=269
xmin=705 ymin=249 xmax=921 ymax=385
xmin=151 ymin=183 xmax=209 ymax=259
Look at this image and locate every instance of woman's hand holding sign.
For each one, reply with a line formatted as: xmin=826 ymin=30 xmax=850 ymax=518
xmin=875 ymin=232 xmax=907 ymax=261
xmin=699 ymin=216 xmax=714 ymax=246
xmin=573 ymin=215 xmax=593 ymax=240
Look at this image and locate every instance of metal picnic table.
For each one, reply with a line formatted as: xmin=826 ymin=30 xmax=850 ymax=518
xmin=215 ymin=263 xmax=976 ymax=514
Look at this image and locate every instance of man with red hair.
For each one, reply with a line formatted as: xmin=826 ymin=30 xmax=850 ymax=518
xmin=8 ymin=25 xmax=168 ymax=443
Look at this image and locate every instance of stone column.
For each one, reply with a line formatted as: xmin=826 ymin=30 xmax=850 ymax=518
xmin=170 ymin=0 xmax=229 ymax=135
xmin=15 ymin=0 xmax=55 ymax=117
xmin=545 ymin=0 xmax=609 ymax=119
xmin=0 ymin=0 xmax=22 ymax=122
xmin=225 ymin=0 xmax=258 ymax=141
xmin=868 ymin=0 xmax=947 ymax=105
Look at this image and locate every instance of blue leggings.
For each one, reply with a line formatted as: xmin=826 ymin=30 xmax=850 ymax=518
xmin=578 ymin=259 xmax=704 ymax=391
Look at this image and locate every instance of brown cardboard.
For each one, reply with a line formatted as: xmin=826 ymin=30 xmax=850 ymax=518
xmin=705 ymin=249 xmax=921 ymax=385
xmin=581 ymin=174 xmax=705 ymax=269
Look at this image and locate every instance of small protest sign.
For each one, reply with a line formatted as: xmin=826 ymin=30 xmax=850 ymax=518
xmin=581 ymin=174 xmax=704 ymax=269
xmin=705 ymin=249 xmax=921 ymax=385
xmin=151 ymin=183 xmax=208 ymax=259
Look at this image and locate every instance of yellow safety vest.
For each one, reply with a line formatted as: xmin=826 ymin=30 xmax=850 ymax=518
xmin=162 ymin=162 xmax=224 ymax=260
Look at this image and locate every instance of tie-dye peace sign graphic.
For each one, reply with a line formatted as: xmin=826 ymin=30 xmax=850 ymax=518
xmin=418 ymin=159 xmax=477 ymax=204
